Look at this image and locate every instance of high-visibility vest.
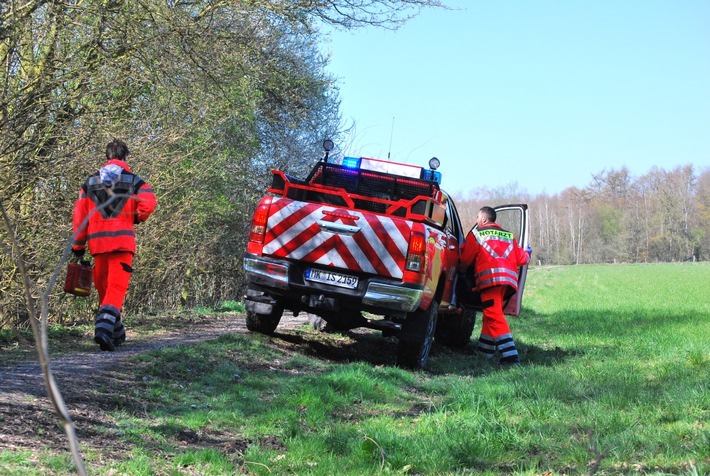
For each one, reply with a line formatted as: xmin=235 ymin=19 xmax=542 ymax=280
xmin=461 ymin=223 xmax=529 ymax=291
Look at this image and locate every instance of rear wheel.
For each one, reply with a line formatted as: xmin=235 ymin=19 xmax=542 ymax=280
xmin=246 ymin=302 xmax=284 ymax=335
xmin=397 ymin=300 xmax=438 ymax=370
xmin=435 ymin=307 xmax=476 ymax=348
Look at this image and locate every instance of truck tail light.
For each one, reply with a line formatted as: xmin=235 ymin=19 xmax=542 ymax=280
xmin=249 ymin=196 xmax=272 ymax=244
xmin=406 ymin=231 xmax=426 ymax=272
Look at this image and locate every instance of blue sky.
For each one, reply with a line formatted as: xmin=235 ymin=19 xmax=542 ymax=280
xmin=320 ymin=0 xmax=710 ymax=197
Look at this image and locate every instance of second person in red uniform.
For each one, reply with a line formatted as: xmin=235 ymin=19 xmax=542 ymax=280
xmin=460 ymin=206 xmax=530 ymax=365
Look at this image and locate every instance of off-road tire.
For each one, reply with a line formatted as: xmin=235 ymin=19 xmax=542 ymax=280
xmin=246 ymin=303 xmax=284 ymax=335
xmin=397 ymin=300 xmax=438 ymax=370
xmin=435 ymin=307 xmax=477 ymax=348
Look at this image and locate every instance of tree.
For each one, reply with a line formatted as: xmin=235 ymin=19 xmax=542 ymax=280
xmin=1 ymin=0 xmax=449 ymax=327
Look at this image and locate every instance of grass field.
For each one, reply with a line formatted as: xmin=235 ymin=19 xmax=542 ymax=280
xmin=1 ymin=263 xmax=709 ymax=475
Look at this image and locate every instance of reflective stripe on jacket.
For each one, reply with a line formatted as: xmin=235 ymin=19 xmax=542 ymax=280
xmin=72 ymin=159 xmax=157 ymax=255
xmin=460 ymin=223 xmax=529 ymax=292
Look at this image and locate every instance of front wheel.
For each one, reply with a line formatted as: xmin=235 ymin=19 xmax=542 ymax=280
xmin=397 ymin=300 xmax=438 ymax=370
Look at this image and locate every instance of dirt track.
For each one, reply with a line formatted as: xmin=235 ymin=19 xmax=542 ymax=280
xmin=0 ymin=313 xmax=308 ymax=454
xmin=0 ymin=313 xmax=307 ymax=397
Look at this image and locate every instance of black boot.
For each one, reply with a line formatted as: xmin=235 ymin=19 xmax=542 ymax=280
xmin=94 ymin=332 xmax=115 ymax=351
xmin=95 ymin=308 xmax=119 ymax=352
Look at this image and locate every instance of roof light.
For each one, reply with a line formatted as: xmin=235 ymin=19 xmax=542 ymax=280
xmin=342 ymin=156 xmax=362 ymax=169
xmin=420 ymin=169 xmax=442 ymax=184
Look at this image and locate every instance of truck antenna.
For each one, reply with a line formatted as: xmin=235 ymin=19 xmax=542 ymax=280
xmin=387 ymin=116 xmax=395 ymax=160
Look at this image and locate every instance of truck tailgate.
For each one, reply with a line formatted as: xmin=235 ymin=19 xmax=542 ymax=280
xmin=262 ymin=198 xmax=411 ymax=279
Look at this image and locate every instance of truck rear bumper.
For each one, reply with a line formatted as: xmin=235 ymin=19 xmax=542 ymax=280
xmin=243 ymin=254 xmax=422 ymax=313
xmin=361 ymin=282 xmax=421 ymax=312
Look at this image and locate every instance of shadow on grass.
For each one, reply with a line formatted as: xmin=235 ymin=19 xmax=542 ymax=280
xmin=272 ymin=325 xmax=397 ymax=367
xmin=424 ymin=338 xmax=583 ymax=376
xmin=269 ymin=320 xmax=582 ymax=377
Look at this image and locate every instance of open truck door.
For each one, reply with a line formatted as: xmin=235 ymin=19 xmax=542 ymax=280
xmin=459 ymin=204 xmax=529 ymax=316
xmin=496 ymin=204 xmax=529 ymax=316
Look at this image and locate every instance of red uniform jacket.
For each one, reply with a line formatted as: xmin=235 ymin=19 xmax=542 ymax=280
xmin=72 ymin=159 xmax=157 ymax=255
xmin=460 ymin=223 xmax=529 ymax=292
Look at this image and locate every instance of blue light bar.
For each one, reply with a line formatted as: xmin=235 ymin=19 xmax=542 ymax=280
xmin=342 ymin=156 xmax=362 ymax=169
xmin=420 ymin=169 xmax=442 ymax=184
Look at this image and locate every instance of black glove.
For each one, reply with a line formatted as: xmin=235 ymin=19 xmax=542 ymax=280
xmin=72 ymin=248 xmax=86 ymax=259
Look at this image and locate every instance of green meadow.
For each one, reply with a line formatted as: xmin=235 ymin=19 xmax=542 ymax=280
xmin=1 ymin=263 xmax=709 ymax=475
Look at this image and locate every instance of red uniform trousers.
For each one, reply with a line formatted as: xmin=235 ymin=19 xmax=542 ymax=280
xmin=93 ymin=251 xmax=133 ymax=343
xmin=477 ymin=286 xmax=520 ymax=364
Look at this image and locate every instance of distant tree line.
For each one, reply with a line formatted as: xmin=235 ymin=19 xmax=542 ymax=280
xmin=454 ymin=164 xmax=710 ymax=265
xmin=0 ymin=0 xmax=445 ymax=329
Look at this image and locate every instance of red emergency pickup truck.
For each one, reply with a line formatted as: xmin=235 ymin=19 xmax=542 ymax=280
xmin=243 ymin=141 xmax=529 ymax=369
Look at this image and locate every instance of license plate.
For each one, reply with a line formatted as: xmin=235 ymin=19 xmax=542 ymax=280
xmin=305 ymin=268 xmax=359 ymax=289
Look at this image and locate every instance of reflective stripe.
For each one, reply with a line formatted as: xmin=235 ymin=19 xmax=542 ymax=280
xmin=477 ymin=348 xmax=495 ymax=359
xmin=496 ymin=334 xmax=519 ymax=358
xmin=477 ymin=334 xmax=496 ymax=357
xmin=95 ymin=312 xmax=116 ymax=333
xmin=476 ymin=268 xmax=518 ymax=279
xmin=475 ymin=267 xmax=519 ymax=288
xmin=100 ymin=304 xmax=121 ymax=316
xmin=477 ymin=341 xmax=495 ymax=351
xmin=87 ymin=230 xmax=135 ymax=240
xmin=479 ymin=333 xmax=495 ymax=344
xmin=477 ymin=276 xmax=518 ymax=288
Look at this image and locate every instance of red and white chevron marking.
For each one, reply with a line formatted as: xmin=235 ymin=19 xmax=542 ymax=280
xmin=263 ymin=198 xmax=410 ymax=279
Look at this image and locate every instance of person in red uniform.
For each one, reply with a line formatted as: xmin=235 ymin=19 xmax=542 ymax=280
xmin=72 ymin=138 xmax=157 ymax=351
xmin=459 ymin=206 xmax=530 ymax=365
